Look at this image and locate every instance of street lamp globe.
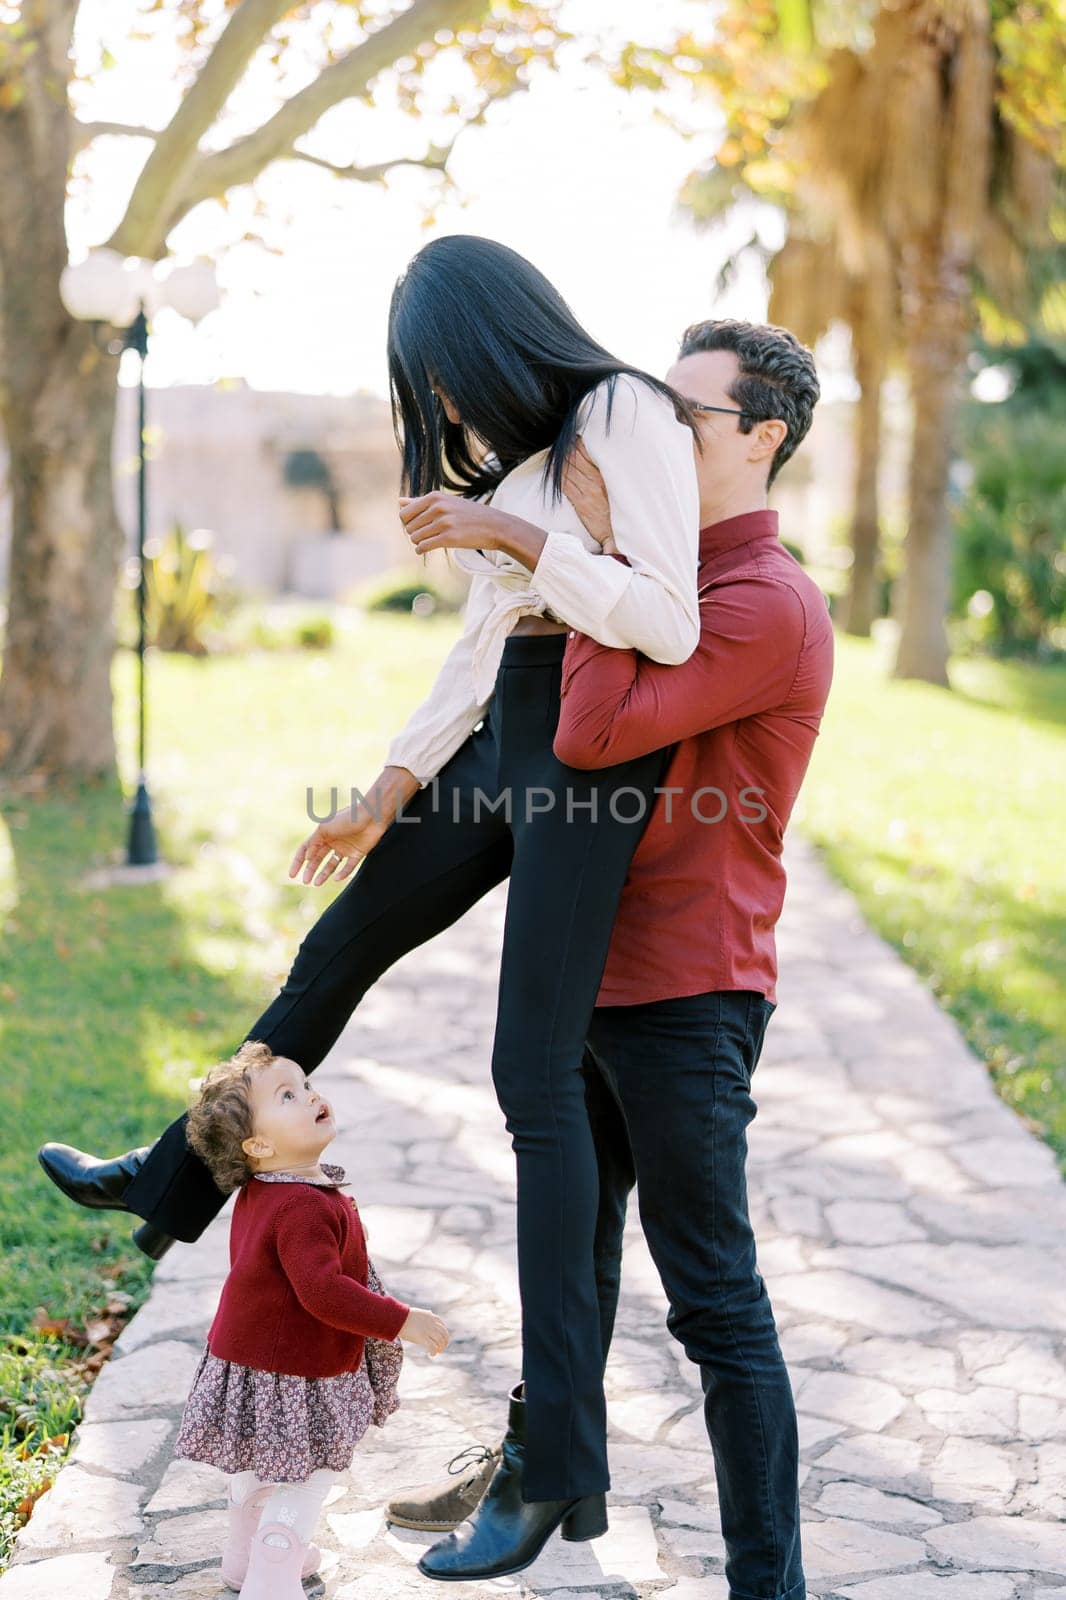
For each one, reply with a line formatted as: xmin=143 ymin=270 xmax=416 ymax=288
xmin=157 ymin=259 xmax=221 ymax=324
xmin=59 ymin=250 xmax=155 ymax=326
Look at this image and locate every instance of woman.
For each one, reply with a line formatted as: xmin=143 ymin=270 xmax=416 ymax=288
xmin=38 ymin=235 xmax=701 ymax=1580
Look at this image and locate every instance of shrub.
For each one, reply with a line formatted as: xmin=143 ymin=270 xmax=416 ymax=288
xmin=952 ymin=403 xmax=1066 ymax=657
xmin=352 ymin=566 xmax=459 ymax=616
xmin=137 ymin=523 xmax=233 ymax=655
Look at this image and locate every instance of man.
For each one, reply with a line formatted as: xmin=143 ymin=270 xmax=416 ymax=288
xmin=386 ymin=320 xmax=832 ymax=1600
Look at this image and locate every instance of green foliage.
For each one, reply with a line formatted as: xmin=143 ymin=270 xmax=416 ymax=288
xmin=353 ymin=566 xmax=459 ymax=616
xmin=952 ymin=387 xmax=1066 ymax=657
xmin=992 ymin=0 xmax=1066 ymax=163
xmin=141 ymin=522 xmax=231 ymax=656
xmin=294 ymin=615 xmax=335 ymax=650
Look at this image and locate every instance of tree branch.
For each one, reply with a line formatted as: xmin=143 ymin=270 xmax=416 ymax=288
xmin=72 ymin=121 xmax=161 ymax=153
xmin=135 ymin=0 xmax=491 ymax=246
xmin=289 ymin=148 xmax=450 ymax=182
xmin=105 ymin=0 xmax=296 ymax=258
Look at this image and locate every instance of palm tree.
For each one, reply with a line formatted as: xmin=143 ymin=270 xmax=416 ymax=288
xmin=676 ymin=0 xmax=1060 ymax=681
xmin=777 ymin=0 xmax=1057 ymax=682
xmin=768 ymin=228 xmax=898 ymax=636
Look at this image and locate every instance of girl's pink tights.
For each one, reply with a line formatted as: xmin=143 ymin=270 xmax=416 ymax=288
xmin=230 ymin=1467 xmax=336 ymax=1543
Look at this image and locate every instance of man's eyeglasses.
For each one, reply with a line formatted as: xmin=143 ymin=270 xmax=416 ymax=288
xmin=688 ymin=400 xmax=752 ymax=420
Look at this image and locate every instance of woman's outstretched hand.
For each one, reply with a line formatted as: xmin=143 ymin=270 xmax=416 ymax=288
xmin=290 ymin=767 xmax=421 ymax=888
xmin=289 ymin=804 xmax=384 ymax=887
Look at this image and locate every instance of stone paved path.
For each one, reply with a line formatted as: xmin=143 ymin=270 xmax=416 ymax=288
xmin=3 ymin=834 xmax=1065 ymax=1600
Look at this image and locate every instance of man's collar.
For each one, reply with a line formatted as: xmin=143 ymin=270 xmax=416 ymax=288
xmin=698 ymin=509 xmax=779 ymax=566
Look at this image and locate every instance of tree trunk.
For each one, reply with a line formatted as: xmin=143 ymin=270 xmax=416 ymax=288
xmin=0 ymin=4 xmax=125 ymax=781
xmin=893 ymin=242 xmax=968 ymax=686
xmin=0 ymin=333 xmax=123 ymax=779
xmin=839 ymin=339 xmax=883 ymax=637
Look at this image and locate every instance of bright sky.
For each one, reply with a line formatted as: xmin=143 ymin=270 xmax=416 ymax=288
xmin=69 ymin=0 xmax=787 ymax=399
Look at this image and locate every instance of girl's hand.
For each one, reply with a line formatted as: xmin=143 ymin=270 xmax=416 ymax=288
xmin=563 ymin=440 xmax=617 ymax=553
xmin=399 ymin=492 xmax=525 ymax=557
xmin=399 ymin=1306 xmax=451 ymax=1357
xmin=289 ymin=803 xmax=385 ymax=888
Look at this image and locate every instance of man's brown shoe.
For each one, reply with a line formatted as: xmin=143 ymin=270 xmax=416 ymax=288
xmin=387 ymin=1443 xmax=501 ymax=1532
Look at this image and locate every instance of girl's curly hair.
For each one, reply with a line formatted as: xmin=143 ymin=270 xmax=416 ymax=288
xmin=186 ymin=1040 xmax=278 ymax=1194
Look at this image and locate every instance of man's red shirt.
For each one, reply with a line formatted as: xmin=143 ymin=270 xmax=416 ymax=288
xmin=554 ymin=509 xmax=834 ymax=1006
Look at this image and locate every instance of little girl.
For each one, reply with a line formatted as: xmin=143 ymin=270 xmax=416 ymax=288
xmin=172 ymin=1039 xmax=450 ymax=1598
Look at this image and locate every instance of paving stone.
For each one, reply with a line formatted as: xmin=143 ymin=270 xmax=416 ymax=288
xmin=771 ymin=1269 xmax=954 ymax=1335
xmin=779 ymin=1321 xmax=850 ymax=1364
xmin=131 ymin=1508 xmax=228 ymax=1572
xmin=838 ymin=1575 xmax=1019 ymax=1599
xmin=15 ymin=1466 xmax=144 ymax=1549
xmin=151 ymin=1226 xmax=231 ymax=1285
xmin=814 ymin=1481 xmax=943 ymax=1527
xmin=70 ymin=1418 xmax=171 ymax=1477
xmin=662 ymin=1406 xmax=711 ymax=1453
xmin=911 ymin=1191 xmax=1064 ymax=1248
xmin=926 ymin=1514 xmax=1066 ymax=1570
xmin=656 ymin=1499 xmax=721 ymax=1531
xmin=606 ymin=1443 xmax=711 ymax=1499
xmin=656 ymin=1521 xmax=727 ymax=1562
xmin=128 ymin=1573 xmax=233 ymax=1600
xmin=972 ymin=1344 xmax=1066 ymax=1401
xmin=606 ymin=1336 xmax=677 ymax=1391
xmin=0 ymin=1553 xmax=117 ymax=1598
xmin=144 ymin=1459 xmax=227 ymax=1515
xmin=793 ymin=1371 xmax=905 ymax=1430
xmin=1026 ymin=1443 xmax=1066 ymax=1520
xmin=800 ymin=1516 xmax=926 ymax=1578
xmin=114 ymin=1282 xmax=221 ymax=1354
xmin=915 ymin=1385 xmax=1018 ymax=1439
xmin=816 ymin=1433 xmax=924 ymax=1483
xmin=824 ymin=1200 xmax=927 ymax=1245
xmin=953 ymin=1136 xmax=1062 ymax=1188
xmin=822 ymin=1244 xmax=1066 ymax=1330
xmin=837 ymin=1336 xmax=957 ymax=1392
xmin=327 ymin=1508 xmax=386 ymax=1550
xmin=80 ymin=1342 xmax=204 ymax=1422
xmin=1020 ymin=1394 xmax=1066 ymax=1441
xmin=653 ymin=1581 xmax=730 ymax=1600
xmin=797 ymin=1413 xmax=849 ymax=1451
xmin=770 ymin=1194 xmax=825 ymax=1238
xmin=929 ymin=1436 xmax=1017 ymax=1502
xmin=608 ymin=1390 xmax=695 ymax=1442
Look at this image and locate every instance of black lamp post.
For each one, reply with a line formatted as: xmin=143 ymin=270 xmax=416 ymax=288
xmin=59 ymin=251 xmax=219 ymax=872
xmin=125 ymin=306 xmax=157 ymax=866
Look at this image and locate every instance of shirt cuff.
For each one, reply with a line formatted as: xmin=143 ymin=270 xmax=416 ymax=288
xmin=531 ymin=529 xmax=631 ymax=634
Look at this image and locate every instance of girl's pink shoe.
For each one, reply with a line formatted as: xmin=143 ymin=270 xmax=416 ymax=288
xmin=238 ymin=1521 xmax=316 ymax=1600
xmin=222 ymin=1486 xmax=320 ymax=1590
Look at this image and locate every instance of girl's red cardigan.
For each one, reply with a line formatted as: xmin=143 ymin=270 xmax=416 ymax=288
xmin=206 ymin=1178 xmax=410 ymax=1378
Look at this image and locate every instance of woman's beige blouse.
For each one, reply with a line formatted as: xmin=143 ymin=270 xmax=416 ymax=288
xmin=385 ymin=374 xmax=701 ymax=787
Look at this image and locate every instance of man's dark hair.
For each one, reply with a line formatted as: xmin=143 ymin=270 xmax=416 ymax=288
xmin=677 ymin=319 xmax=819 ymax=488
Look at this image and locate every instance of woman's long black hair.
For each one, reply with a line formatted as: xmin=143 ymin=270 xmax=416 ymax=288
xmin=387 ymin=235 xmax=700 ymax=501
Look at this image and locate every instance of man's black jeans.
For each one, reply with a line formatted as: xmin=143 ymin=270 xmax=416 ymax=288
xmin=583 ymin=989 xmax=805 ymax=1600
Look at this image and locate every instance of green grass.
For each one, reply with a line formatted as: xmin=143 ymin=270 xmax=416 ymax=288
xmin=799 ymin=632 xmax=1066 ymax=1164
xmin=1 ymin=609 xmax=1063 ymax=1562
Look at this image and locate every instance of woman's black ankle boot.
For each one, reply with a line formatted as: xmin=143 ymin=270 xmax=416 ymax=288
xmin=417 ymin=1383 xmax=607 ymax=1581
